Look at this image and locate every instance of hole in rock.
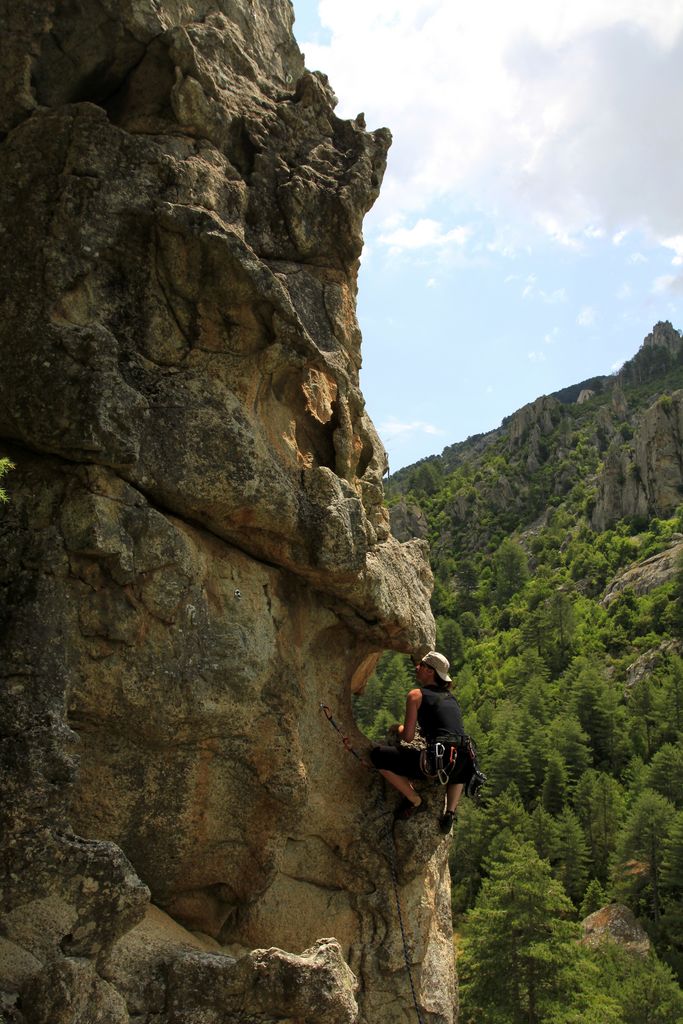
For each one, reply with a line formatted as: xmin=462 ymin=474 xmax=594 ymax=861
xmin=351 ymin=651 xmax=417 ymax=743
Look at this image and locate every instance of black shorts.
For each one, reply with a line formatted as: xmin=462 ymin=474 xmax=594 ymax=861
xmin=370 ymin=743 xmax=474 ymax=785
xmin=370 ymin=744 xmax=423 ymax=778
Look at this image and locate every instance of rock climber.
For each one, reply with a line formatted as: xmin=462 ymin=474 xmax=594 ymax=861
xmin=369 ymin=651 xmax=474 ymax=834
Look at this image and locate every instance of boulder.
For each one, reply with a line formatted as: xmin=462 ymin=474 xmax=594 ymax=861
xmin=601 ymin=538 xmax=683 ymax=605
xmin=581 ymin=904 xmax=652 ymax=957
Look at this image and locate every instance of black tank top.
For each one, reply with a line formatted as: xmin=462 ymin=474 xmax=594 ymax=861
xmin=417 ymin=687 xmax=465 ymax=741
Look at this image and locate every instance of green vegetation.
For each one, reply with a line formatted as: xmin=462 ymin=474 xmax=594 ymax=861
xmin=354 ymin=345 xmax=683 ymax=1016
xmin=0 ymin=456 xmax=13 ymax=503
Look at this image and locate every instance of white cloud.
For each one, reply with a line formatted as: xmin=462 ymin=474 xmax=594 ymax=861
xmin=304 ymin=2 xmax=683 ymax=250
xmin=662 ymin=234 xmax=683 ymax=264
xmin=379 ymin=417 xmax=443 ymax=438
xmin=653 ymin=274 xmax=675 ymax=293
xmin=521 ymin=275 xmax=567 ymax=303
xmin=652 ymin=273 xmax=683 ymax=294
xmin=522 ymin=274 xmax=536 ymax=298
xmin=544 ymin=328 xmax=559 ymax=344
xmin=528 ymin=350 xmax=547 ymax=362
xmin=628 ymin=252 xmax=647 ymax=264
xmin=617 ymin=283 xmax=632 ymax=300
xmin=378 ymin=217 xmax=470 ymax=254
xmin=426 ymin=277 xmax=437 ymax=288
xmin=577 ymin=306 xmax=596 ymax=326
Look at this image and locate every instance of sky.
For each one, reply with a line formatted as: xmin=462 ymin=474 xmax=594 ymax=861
xmin=291 ymin=1 xmax=683 ymax=471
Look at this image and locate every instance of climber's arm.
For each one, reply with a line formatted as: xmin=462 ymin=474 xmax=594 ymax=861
xmin=397 ymin=689 xmax=421 ymax=744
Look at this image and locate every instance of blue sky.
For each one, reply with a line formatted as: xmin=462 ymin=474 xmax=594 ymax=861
xmin=292 ymin=1 xmax=683 ymax=470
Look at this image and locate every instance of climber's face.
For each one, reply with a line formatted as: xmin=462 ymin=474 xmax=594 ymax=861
xmin=415 ymin=661 xmax=435 ymax=685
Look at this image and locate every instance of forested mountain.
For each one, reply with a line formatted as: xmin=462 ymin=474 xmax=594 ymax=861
xmin=354 ymin=322 xmax=683 ymax=1022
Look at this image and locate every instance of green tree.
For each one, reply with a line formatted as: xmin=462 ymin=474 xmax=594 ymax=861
xmin=449 ymin=801 xmax=489 ymax=913
xmin=483 ymin=784 xmax=532 ymax=864
xmin=590 ymin=944 xmax=683 ymax=1024
xmin=494 ymin=538 xmax=529 ymax=605
xmin=629 ymin=676 xmax=661 ymax=760
xmin=529 ymin=802 xmax=558 ymax=862
xmin=574 ymin=769 xmax=626 ymax=883
xmin=662 ymin=809 xmax=683 ymax=897
xmin=381 ymin=671 xmax=412 ymax=721
xmin=459 ymin=840 xmax=619 ymax=1024
xmin=613 ymin=788 xmax=675 ymax=926
xmin=486 ymin=727 xmax=535 ymax=801
xmin=544 ymin=590 xmax=577 ymax=674
xmin=659 ymin=656 xmax=683 ymax=738
xmin=646 ymin=743 xmax=683 ymax=809
xmin=353 ymin=672 xmax=386 ymax=731
xmin=551 ymin=806 xmax=590 ymax=906
xmin=579 ymin=878 xmax=607 ymax=918
xmin=435 ymin=615 xmax=465 ymax=671
xmin=661 ymin=810 xmax=683 ymax=978
xmin=367 ymin=707 xmax=396 ymax=741
xmin=542 ymin=750 xmax=568 ymax=814
xmin=572 ymin=661 xmax=626 ymax=770
xmin=548 ymin=713 xmax=592 ymax=787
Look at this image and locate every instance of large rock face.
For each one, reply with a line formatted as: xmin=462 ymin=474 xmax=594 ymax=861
xmin=0 ymin=3 xmax=451 ymax=1023
xmin=592 ymin=391 xmax=683 ymax=530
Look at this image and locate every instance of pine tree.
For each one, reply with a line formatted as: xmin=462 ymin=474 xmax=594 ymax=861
xmin=542 ymin=751 xmax=568 ymax=814
xmin=579 ymin=878 xmax=607 ymax=918
xmin=529 ymin=802 xmax=558 ymax=862
xmin=493 ymin=538 xmax=529 ymax=605
xmin=646 ymin=742 xmax=683 ymax=809
xmin=548 ymin=713 xmax=592 ymax=787
xmin=551 ymin=806 xmax=590 ymax=906
xmin=367 ymin=707 xmax=396 ymax=741
xmin=589 ymin=944 xmax=683 ymax=1024
xmin=660 ymin=810 xmax=683 ymax=978
xmin=613 ymin=788 xmax=675 ymax=926
xmin=574 ymin=769 xmax=626 ymax=883
xmin=458 ymin=840 xmax=617 ymax=1024
xmin=483 ymin=784 xmax=531 ymax=865
xmin=662 ymin=809 xmax=683 ymax=896
xmin=571 ymin=661 xmax=627 ymax=770
xmin=353 ymin=673 xmax=384 ymax=731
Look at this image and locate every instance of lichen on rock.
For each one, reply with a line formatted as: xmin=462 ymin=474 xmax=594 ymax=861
xmin=0 ymin=3 xmax=453 ymax=1023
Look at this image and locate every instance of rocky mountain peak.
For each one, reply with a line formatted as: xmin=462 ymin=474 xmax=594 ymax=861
xmin=618 ymin=320 xmax=683 ymax=387
xmin=644 ymin=320 xmax=683 ymax=356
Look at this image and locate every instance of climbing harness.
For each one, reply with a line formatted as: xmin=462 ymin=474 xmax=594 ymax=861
xmin=319 ymin=702 xmax=425 ymax=1024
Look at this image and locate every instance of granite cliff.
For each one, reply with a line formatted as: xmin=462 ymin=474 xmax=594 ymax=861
xmin=0 ymin=3 xmax=454 ymax=1022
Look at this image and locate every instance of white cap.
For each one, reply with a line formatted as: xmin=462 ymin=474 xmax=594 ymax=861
xmin=421 ymin=651 xmax=452 ymax=683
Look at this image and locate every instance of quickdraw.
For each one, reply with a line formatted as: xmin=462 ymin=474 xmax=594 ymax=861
xmin=420 ymin=739 xmax=458 ymax=785
xmin=319 ymin=702 xmax=374 ymax=770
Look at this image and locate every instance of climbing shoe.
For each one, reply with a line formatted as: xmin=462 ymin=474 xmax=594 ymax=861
xmin=439 ymin=810 xmax=455 ymax=834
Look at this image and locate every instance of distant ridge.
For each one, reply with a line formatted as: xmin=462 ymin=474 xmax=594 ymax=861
xmin=550 ymin=374 xmax=609 ymax=405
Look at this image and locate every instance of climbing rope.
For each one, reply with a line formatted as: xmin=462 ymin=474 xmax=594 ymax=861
xmin=319 ymin=702 xmax=426 ymax=1024
xmin=381 ymin=817 xmax=426 ymax=1024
